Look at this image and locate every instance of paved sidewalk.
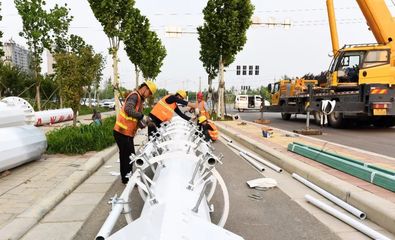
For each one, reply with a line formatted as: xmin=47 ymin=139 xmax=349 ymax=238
xmin=18 ymin=133 xmax=146 ymax=240
xmin=216 ymin=120 xmax=395 ymax=236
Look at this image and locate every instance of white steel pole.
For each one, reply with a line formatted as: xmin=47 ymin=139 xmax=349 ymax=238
xmin=305 ymin=195 xmax=390 ymax=240
xmin=293 ymin=173 xmax=366 ymax=220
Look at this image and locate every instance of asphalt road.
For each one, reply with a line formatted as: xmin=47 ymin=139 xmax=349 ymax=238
xmin=74 ymin=141 xmax=339 ymax=240
xmin=228 ymin=108 xmax=395 ymax=157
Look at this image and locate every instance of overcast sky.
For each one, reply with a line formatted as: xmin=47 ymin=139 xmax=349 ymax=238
xmin=1 ymin=0 xmax=395 ymax=93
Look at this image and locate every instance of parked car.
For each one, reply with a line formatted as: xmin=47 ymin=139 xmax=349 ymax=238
xmin=100 ymin=98 xmax=115 ymax=109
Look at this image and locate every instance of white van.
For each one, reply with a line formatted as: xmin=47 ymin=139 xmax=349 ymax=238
xmin=234 ymin=95 xmax=267 ymax=112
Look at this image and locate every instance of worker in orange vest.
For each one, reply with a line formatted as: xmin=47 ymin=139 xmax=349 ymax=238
xmin=148 ymin=90 xmax=195 ymax=137
xmin=197 ymin=115 xmax=218 ymax=142
xmin=197 ymin=92 xmax=210 ymax=119
xmin=113 ymin=81 xmax=157 ymax=184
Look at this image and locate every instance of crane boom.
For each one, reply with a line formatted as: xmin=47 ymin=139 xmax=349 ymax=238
xmin=326 ymin=0 xmax=340 ymax=55
xmin=356 ymin=0 xmax=395 ymax=44
xmin=356 ymin=0 xmax=395 ymax=64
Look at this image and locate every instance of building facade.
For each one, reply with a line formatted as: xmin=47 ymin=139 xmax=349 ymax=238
xmin=2 ymin=39 xmax=31 ymax=72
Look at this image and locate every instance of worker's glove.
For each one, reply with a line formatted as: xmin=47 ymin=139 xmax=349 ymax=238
xmin=138 ymin=120 xmax=146 ymax=129
xmin=138 ymin=116 xmax=150 ymax=129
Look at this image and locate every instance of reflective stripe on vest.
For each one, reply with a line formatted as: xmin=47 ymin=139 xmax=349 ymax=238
xmin=150 ymin=95 xmax=177 ymax=122
xmin=208 ymin=122 xmax=218 ymax=141
xmin=113 ymin=91 xmax=141 ymax=137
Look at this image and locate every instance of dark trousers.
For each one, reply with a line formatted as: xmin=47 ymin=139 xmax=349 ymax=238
xmin=113 ymin=130 xmax=135 ymax=184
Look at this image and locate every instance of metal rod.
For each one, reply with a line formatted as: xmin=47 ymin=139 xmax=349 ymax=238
xmin=305 ymin=194 xmax=390 ymax=240
xmin=192 ymin=180 xmax=212 ymax=213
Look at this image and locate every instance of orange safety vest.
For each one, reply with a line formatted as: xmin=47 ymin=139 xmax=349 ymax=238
xmin=208 ymin=121 xmax=218 ymax=141
xmin=150 ymin=95 xmax=177 ymax=122
xmin=113 ymin=91 xmax=142 ymax=137
xmin=198 ymin=100 xmax=210 ymax=119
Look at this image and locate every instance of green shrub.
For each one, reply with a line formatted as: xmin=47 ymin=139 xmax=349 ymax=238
xmin=46 ymin=116 xmax=116 ymax=155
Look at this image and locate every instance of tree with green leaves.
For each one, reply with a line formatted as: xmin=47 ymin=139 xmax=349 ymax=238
xmin=0 ymin=62 xmax=33 ymax=98
xmin=14 ymin=0 xmax=72 ymax=110
xmin=121 ymin=8 xmax=150 ymax=88
xmin=198 ymin=25 xmax=219 ymax=112
xmin=54 ymin=37 xmax=104 ymax=125
xmin=87 ymin=0 xmax=135 ymax=113
xmin=139 ymin=31 xmax=166 ymax=81
xmin=198 ymin=0 xmax=254 ymax=119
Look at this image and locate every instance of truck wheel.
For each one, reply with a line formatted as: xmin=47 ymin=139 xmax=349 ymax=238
xmin=281 ymin=113 xmax=291 ymax=120
xmin=328 ymin=112 xmax=345 ymax=128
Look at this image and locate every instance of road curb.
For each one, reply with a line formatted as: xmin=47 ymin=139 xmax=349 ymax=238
xmin=216 ymin=122 xmax=395 ymax=236
xmin=0 ymin=145 xmax=118 ymax=240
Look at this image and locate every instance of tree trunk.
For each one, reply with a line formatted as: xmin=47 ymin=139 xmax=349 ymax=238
xmin=59 ymin=80 xmax=63 ymax=108
xmin=73 ymin=109 xmax=77 ymax=126
xmin=217 ymin=55 xmax=225 ymax=120
xmin=35 ymin=68 xmax=41 ymax=111
xmin=88 ymin=86 xmax=92 ymax=108
xmin=134 ymin=64 xmax=140 ymax=89
xmin=112 ymin=46 xmax=120 ymax=115
xmin=207 ymin=75 xmax=213 ymax=113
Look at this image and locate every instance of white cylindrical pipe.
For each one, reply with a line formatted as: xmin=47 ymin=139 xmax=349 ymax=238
xmin=35 ymin=108 xmax=74 ymax=126
xmin=240 ymin=152 xmax=265 ymax=171
xmin=0 ymin=125 xmax=47 ymax=172
xmin=96 ymin=175 xmax=136 ymax=240
xmin=305 ymin=194 xmax=391 ymax=240
xmin=227 ymin=142 xmax=282 ymax=172
xmin=220 ymin=135 xmax=233 ymax=143
xmin=293 ymin=173 xmax=366 ymax=220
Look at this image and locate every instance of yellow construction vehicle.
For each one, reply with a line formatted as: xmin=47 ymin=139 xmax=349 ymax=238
xmin=267 ymin=0 xmax=395 ymax=127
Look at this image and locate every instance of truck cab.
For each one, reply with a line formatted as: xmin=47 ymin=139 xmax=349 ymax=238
xmin=327 ymin=46 xmax=394 ymax=88
xmin=234 ymin=95 xmax=263 ymax=112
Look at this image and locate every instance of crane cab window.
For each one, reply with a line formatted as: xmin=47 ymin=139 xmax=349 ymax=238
xmin=273 ymin=83 xmax=280 ymax=93
xmin=336 ymin=51 xmax=363 ymax=83
xmin=362 ymin=50 xmax=389 ymax=68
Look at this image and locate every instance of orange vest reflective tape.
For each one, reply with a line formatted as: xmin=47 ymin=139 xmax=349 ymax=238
xmin=113 ymin=91 xmax=142 ymax=137
xmin=198 ymin=100 xmax=210 ymax=119
xmin=150 ymin=95 xmax=177 ymax=122
xmin=208 ymin=121 xmax=218 ymax=141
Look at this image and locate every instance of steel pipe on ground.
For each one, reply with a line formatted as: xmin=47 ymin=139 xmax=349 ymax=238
xmin=227 ymin=142 xmax=282 ymax=172
xmin=35 ymin=108 xmax=74 ymax=126
xmin=240 ymin=152 xmax=265 ymax=171
xmin=293 ymin=173 xmax=366 ymax=220
xmin=0 ymin=125 xmax=47 ymax=172
xmin=98 ymin=117 xmax=242 ymax=240
xmin=305 ymin=194 xmax=390 ymax=240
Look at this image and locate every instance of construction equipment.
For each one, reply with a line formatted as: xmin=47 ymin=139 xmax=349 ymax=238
xmin=97 ymin=116 xmax=243 ymax=240
xmin=266 ymin=0 xmax=395 ymax=128
xmin=0 ymin=100 xmax=47 ymax=172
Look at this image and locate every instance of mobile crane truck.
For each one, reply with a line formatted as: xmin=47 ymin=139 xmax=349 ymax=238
xmin=266 ymin=0 xmax=395 ymax=128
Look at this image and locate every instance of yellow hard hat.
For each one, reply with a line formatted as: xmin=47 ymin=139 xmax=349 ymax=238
xmin=198 ymin=115 xmax=207 ymax=124
xmin=176 ymin=90 xmax=187 ymax=99
xmin=143 ymin=80 xmax=157 ymax=95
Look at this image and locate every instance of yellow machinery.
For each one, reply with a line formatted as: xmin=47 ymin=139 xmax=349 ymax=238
xmin=267 ymin=0 xmax=395 ymax=127
xmin=326 ymin=0 xmax=395 ymax=88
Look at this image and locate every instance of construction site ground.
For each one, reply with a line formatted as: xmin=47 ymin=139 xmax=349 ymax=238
xmin=0 ymin=116 xmax=394 ymax=239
